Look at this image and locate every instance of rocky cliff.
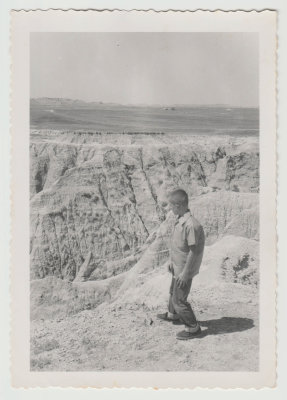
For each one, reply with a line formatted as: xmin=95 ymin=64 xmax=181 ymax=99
xmin=30 ymin=131 xmax=259 ymax=282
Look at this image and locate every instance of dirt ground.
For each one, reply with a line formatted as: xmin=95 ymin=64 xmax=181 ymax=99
xmin=30 ymin=282 xmax=258 ymax=371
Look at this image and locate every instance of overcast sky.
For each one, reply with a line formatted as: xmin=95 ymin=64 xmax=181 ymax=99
xmin=30 ymin=32 xmax=259 ymax=107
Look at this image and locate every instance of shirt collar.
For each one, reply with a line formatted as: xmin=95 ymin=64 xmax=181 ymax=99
xmin=176 ymin=210 xmax=191 ymax=226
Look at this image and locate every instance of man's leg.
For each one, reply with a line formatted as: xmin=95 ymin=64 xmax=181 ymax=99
xmin=171 ymin=278 xmax=197 ymax=326
xmin=172 ymin=279 xmax=201 ymax=339
xmin=157 ymin=275 xmax=180 ymax=321
xmin=167 ymin=276 xmax=180 ymax=320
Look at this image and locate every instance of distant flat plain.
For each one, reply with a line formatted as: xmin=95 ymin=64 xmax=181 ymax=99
xmin=30 ymin=99 xmax=259 ymax=136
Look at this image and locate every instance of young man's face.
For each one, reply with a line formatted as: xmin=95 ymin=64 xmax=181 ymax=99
xmin=169 ymin=195 xmax=188 ymax=216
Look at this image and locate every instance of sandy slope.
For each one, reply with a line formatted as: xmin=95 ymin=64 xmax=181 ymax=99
xmin=31 ymin=283 xmax=258 ymax=371
xmin=30 ymin=235 xmax=259 ymax=371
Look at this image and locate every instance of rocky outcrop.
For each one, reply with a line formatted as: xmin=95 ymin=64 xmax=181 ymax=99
xmin=30 ymin=234 xmax=259 ymax=321
xmin=190 ymin=192 xmax=258 ymax=244
xmin=30 ymin=131 xmax=259 ymax=281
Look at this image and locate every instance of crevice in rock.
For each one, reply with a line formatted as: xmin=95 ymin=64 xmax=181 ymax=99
xmin=66 ymin=201 xmax=84 ymax=263
xmin=138 ymin=149 xmax=165 ymax=222
xmin=34 ymin=160 xmax=49 ymax=194
xmin=30 ymin=213 xmax=39 ymax=254
xmin=98 ymin=174 xmax=130 ymax=246
xmin=160 ymin=149 xmax=182 ymax=188
xmin=190 ymin=152 xmax=207 ymax=187
xmin=62 ymin=214 xmax=78 ymax=276
xmin=124 ymin=165 xmax=149 ymax=236
xmin=48 ymin=214 xmax=63 ymax=276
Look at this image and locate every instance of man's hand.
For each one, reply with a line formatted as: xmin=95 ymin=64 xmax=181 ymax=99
xmin=167 ymin=262 xmax=173 ymax=274
xmin=175 ymin=272 xmax=189 ymax=288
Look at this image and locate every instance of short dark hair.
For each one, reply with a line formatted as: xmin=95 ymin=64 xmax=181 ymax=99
xmin=169 ymin=188 xmax=189 ymax=206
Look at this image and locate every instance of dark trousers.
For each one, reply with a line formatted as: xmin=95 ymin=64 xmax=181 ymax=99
xmin=168 ymin=276 xmax=197 ymax=326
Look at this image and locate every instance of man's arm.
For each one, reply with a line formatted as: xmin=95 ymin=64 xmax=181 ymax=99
xmin=176 ymin=245 xmax=197 ymax=288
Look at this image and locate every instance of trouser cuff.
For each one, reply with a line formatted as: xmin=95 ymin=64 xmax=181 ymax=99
xmin=167 ymin=312 xmax=180 ymax=320
xmin=185 ymin=323 xmax=199 ymax=333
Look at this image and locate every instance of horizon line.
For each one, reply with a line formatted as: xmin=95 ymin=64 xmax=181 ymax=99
xmin=30 ymin=97 xmax=259 ymax=109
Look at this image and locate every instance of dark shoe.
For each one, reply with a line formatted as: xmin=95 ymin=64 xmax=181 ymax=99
xmin=176 ymin=326 xmax=202 ymax=340
xmin=172 ymin=319 xmax=184 ymax=325
xmin=156 ymin=312 xmax=180 ymax=322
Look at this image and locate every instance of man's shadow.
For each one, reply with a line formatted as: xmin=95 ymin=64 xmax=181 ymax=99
xmin=195 ymin=317 xmax=255 ymax=338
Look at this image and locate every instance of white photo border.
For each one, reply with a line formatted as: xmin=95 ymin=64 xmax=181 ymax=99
xmin=11 ymin=9 xmax=276 ymax=388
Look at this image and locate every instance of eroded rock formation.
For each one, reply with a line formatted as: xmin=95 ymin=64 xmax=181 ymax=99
xmin=30 ymin=131 xmax=259 ymax=282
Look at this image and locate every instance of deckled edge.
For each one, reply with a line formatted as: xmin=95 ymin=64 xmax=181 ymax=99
xmin=9 ymin=6 xmax=13 ymax=392
xmin=275 ymin=7 xmax=279 ymax=390
xmin=9 ymin=8 xmax=277 ymax=390
xmin=10 ymin=8 xmax=276 ymax=13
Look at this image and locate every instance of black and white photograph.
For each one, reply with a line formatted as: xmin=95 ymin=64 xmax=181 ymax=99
xmin=10 ymin=10 xmax=277 ymax=389
xmin=29 ymin=30 xmax=260 ymax=371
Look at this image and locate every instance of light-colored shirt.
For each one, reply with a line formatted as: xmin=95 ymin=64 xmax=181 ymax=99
xmin=170 ymin=211 xmax=205 ymax=278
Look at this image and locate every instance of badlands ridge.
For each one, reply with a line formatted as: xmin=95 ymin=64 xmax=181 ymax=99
xmin=30 ymin=131 xmax=259 ymax=371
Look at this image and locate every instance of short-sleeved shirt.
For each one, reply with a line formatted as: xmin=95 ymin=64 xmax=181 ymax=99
xmin=170 ymin=211 xmax=205 ymax=278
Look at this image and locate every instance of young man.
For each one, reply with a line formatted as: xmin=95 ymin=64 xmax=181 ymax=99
xmin=157 ymin=189 xmax=205 ymax=340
